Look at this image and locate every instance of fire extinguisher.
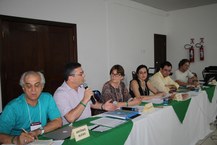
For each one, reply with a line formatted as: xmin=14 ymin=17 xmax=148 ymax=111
xmin=189 ymin=38 xmax=195 ymax=62
xmin=189 ymin=46 xmax=194 ymax=62
xmin=199 ymin=45 xmax=204 ymax=60
xmin=195 ymin=38 xmax=205 ymax=61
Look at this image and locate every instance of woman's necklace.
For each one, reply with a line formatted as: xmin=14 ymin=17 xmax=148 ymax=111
xmin=140 ymin=80 xmax=146 ymax=90
xmin=114 ymin=84 xmax=123 ymax=102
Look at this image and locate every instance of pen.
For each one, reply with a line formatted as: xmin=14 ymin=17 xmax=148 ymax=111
xmin=22 ymin=128 xmax=28 ymax=133
xmin=90 ymin=125 xmax=100 ymax=131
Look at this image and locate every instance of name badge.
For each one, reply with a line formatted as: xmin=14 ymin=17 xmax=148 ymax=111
xmin=30 ymin=122 xmax=42 ymax=131
xmin=71 ymin=125 xmax=90 ymax=141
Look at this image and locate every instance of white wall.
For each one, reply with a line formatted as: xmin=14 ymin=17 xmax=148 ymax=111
xmin=166 ymin=4 xmax=217 ymax=80
xmin=106 ymin=0 xmax=167 ymax=85
xmin=1 ymin=1 xmax=217 ymax=112
xmin=0 ymin=0 xmax=167 ymax=111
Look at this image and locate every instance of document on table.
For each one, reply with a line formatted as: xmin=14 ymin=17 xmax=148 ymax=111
xmin=27 ymin=140 xmax=53 ymax=145
xmin=142 ymin=98 xmax=163 ymax=104
xmin=53 ymin=140 xmax=64 ymax=145
xmin=90 ymin=117 xmax=126 ymax=128
xmin=89 ymin=124 xmax=111 ymax=132
xmin=142 ymin=93 xmax=171 ymax=104
xmin=27 ymin=140 xmax=64 ymax=145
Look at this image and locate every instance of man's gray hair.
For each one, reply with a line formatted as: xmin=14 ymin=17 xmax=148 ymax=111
xmin=19 ymin=71 xmax=46 ymax=87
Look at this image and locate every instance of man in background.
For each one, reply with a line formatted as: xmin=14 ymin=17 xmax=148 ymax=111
xmin=174 ymin=59 xmax=198 ymax=87
xmin=149 ymin=61 xmax=179 ymax=93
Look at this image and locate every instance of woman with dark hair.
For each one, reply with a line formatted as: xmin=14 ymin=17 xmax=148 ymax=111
xmin=102 ymin=64 xmax=141 ymax=107
xmin=129 ymin=65 xmax=166 ymax=100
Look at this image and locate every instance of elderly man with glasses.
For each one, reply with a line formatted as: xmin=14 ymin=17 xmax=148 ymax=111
xmin=0 ymin=71 xmax=62 ymax=145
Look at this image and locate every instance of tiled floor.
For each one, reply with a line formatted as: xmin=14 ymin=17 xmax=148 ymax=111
xmin=196 ymin=122 xmax=217 ymax=145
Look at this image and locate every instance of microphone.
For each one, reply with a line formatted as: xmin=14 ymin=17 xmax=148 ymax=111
xmin=83 ymin=83 xmax=96 ymax=104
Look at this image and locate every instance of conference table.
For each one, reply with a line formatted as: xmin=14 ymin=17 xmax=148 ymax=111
xmin=43 ymin=85 xmax=217 ymax=145
xmin=125 ymin=85 xmax=217 ymax=145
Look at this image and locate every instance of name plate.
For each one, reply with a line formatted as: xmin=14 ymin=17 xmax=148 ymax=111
xmin=143 ymin=103 xmax=154 ymax=112
xmin=174 ymin=93 xmax=183 ymax=101
xmin=71 ymin=125 xmax=90 ymax=141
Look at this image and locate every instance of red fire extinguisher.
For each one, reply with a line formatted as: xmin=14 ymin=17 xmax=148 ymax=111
xmin=189 ymin=46 xmax=194 ymax=62
xmin=199 ymin=45 xmax=204 ymax=61
xmin=196 ymin=38 xmax=205 ymax=61
xmin=199 ymin=38 xmax=204 ymax=61
xmin=189 ymin=38 xmax=195 ymax=62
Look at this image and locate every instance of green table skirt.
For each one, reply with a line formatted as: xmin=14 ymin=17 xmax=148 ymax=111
xmin=62 ymin=117 xmax=133 ymax=145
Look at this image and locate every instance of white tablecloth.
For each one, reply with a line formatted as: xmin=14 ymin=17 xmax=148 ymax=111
xmin=125 ymin=88 xmax=217 ymax=145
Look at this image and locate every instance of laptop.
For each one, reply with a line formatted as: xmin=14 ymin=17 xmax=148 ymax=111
xmin=204 ymin=76 xmax=216 ymax=85
xmin=43 ymin=125 xmax=73 ymax=140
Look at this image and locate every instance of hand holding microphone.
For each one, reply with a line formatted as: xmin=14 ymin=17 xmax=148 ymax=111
xmin=83 ymin=83 xmax=96 ymax=104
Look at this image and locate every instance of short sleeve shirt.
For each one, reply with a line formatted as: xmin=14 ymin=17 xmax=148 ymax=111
xmin=149 ymin=71 xmax=179 ymax=93
xmin=53 ymin=82 xmax=91 ymax=125
xmin=174 ymin=69 xmax=194 ymax=83
xmin=0 ymin=92 xmax=60 ymax=136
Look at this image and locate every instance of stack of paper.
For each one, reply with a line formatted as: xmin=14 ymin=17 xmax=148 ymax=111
xmin=142 ymin=98 xmax=163 ymax=104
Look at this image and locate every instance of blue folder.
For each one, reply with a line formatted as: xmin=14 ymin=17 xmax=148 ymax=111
xmin=103 ymin=109 xmax=139 ymax=120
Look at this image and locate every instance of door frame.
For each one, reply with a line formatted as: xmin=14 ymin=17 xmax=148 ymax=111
xmin=0 ymin=15 xmax=77 ymax=109
xmin=154 ymin=34 xmax=166 ymax=72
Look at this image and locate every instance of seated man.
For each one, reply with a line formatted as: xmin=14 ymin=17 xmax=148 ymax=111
xmin=149 ymin=61 xmax=179 ymax=93
xmin=174 ymin=59 xmax=198 ymax=87
xmin=54 ymin=62 xmax=117 ymax=125
xmin=0 ymin=71 xmax=62 ymax=145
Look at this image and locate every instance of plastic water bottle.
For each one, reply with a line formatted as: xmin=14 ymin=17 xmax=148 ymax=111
xmin=163 ymin=98 xmax=169 ymax=106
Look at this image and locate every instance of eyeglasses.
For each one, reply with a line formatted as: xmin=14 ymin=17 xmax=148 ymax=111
xmin=162 ymin=69 xmax=172 ymax=72
xmin=70 ymin=72 xmax=84 ymax=77
xmin=111 ymin=73 xmax=121 ymax=77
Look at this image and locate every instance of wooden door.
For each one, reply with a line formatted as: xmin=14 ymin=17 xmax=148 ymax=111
xmin=154 ymin=34 xmax=166 ymax=72
xmin=0 ymin=15 xmax=77 ymax=108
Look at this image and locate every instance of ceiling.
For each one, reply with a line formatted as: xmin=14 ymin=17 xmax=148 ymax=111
xmin=131 ymin=0 xmax=217 ymax=11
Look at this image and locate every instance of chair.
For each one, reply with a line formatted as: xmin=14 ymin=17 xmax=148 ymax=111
xmin=93 ymin=90 xmax=103 ymax=103
xmin=132 ymin=71 xmax=136 ymax=80
xmin=91 ymin=90 xmax=105 ymax=115
xmin=148 ymin=67 xmax=156 ymax=77
xmin=202 ymin=66 xmax=217 ymax=85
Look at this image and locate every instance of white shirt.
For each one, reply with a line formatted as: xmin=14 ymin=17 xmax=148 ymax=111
xmin=54 ymin=82 xmax=91 ymax=125
xmin=174 ymin=69 xmax=194 ymax=83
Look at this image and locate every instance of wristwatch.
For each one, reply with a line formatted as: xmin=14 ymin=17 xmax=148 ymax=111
xmin=113 ymin=101 xmax=118 ymax=105
xmin=39 ymin=127 xmax=45 ymax=135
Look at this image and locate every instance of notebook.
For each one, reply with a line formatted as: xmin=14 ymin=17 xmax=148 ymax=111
xmin=43 ymin=125 xmax=73 ymax=140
